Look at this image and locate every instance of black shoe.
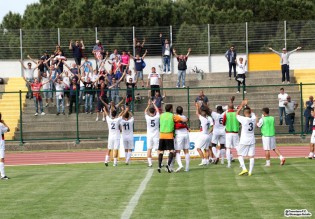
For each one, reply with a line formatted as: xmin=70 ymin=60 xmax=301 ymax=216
xmin=104 ymin=162 xmax=108 ymax=167
xmin=279 ymin=121 xmax=283 ymax=125
xmin=215 ymin=158 xmax=220 ymax=164
xmin=62 ymin=112 xmax=65 ymax=115
xmin=1 ymin=176 xmax=10 ymax=180
xmin=157 ymin=168 xmax=161 ymax=173
xmin=68 ymin=112 xmax=72 ymax=115
xmin=56 ymin=112 xmax=60 ymax=115
xmin=166 ymin=165 xmax=171 ymax=173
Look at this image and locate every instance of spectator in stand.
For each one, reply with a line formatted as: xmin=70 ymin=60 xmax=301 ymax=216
xmin=195 ymin=90 xmax=209 ymax=110
xmin=40 ymin=50 xmax=50 ymax=72
xmin=19 ymin=60 xmax=39 ymax=99
xmin=63 ymin=61 xmax=79 ymax=80
xmin=278 ymin=88 xmax=288 ymax=125
xmin=108 ymin=70 xmax=126 ymax=105
xmin=173 ymin=48 xmax=191 ymax=88
xmin=235 ymin=57 xmax=247 ymax=94
xmin=159 ymin=33 xmax=172 ymax=74
xmin=147 ymin=67 xmax=162 ymax=99
xmin=69 ymin=40 xmax=85 ymax=65
xmin=225 ymin=45 xmax=237 ymax=80
xmin=284 ymin=96 xmax=298 ymax=134
xmin=304 ymin=96 xmax=314 ymax=134
xmin=152 ymin=90 xmax=166 ymax=114
xmin=129 ymin=50 xmax=147 ymax=88
xmin=39 ymin=72 xmax=53 ymax=107
xmin=54 ymin=77 xmax=67 ymax=115
xmin=27 ymin=55 xmax=45 ymax=76
xmin=79 ymin=74 xmax=94 ymax=114
xmin=126 ymin=69 xmax=136 ymax=83
xmin=68 ymin=78 xmax=80 ymax=115
xmin=268 ymin=46 xmax=302 ymax=84
xmin=81 ymin=56 xmax=93 ymax=75
xmin=121 ymin=50 xmax=130 ymax=73
xmin=92 ymin=40 xmax=104 ymax=71
xmin=54 ymin=45 xmax=65 ymax=56
xmin=125 ymin=74 xmax=138 ymax=108
xmin=134 ymin=38 xmax=145 ymax=56
xmin=95 ymin=77 xmax=109 ymax=122
xmin=108 ymin=56 xmax=123 ymax=80
xmin=23 ymin=77 xmax=50 ymax=116
xmin=47 ymin=59 xmax=61 ymax=101
xmin=61 ymin=71 xmax=72 ymax=107
xmin=54 ymin=51 xmax=67 ymax=74
xmin=109 ymin=49 xmax=121 ymax=61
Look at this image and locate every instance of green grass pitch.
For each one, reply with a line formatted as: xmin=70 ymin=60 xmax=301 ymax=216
xmin=1 ymin=158 xmax=314 ymax=219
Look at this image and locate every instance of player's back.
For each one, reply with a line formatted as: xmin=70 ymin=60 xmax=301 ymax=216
xmin=106 ymin=116 xmax=121 ymax=138
xmin=175 ymin=114 xmax=189 ymax=135
xmin=237 ymin=113 xmax=256 ymax=145
xmin=199 ymin=115 xmax=213 ymax=135
xmin=211 ymin=112 xmax=225 ymax=134
xmin=120 ymin=117 xmax=134 ymax=138
xmin=145 ymin=113 xmax=160 ymax=138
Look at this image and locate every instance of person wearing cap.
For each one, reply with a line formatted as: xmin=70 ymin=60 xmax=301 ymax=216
xmin=304 ymin=96 xmax=314 ymax=134
xmin=284 ymin=96 xmax=298 ymax=133
xmin=268 ymin=46 xmax=302 ymax=84
xmin=69 ymin=40 xmax=85 ymax=66
xmin=92 ymin=40 xmax=104 ymax=71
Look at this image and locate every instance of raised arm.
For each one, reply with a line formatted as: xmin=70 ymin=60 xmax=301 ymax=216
xmin=19 ymin=60 xmax=27 ymax=69
xmin=27 ymin=55 xmax=37 ymax=64
xmin=268 ymin=47 xmax=281 ymax=55
xmin=186 ymin=48 xmax=191 ymax=57
xmin=236 ymin=99 xmax=248 ymax=115
xmin=81 ymin=40 xmax=85 ymax=50
xmin=173 ymin=48 xmax=178 ymax=58
xmin=69 ymin=40 xmax=73 ymax=50
xmin=144 ymin=99 xmax=151 ymax=114
xmin=62 ymin=60 xmax=71 ymax=70
xmin=142 ymin=49 xmax=148 ymax=59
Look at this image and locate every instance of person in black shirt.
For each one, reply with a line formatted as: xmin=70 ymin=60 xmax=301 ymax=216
xmin=125 ymin=74 xmax=138 ymax=109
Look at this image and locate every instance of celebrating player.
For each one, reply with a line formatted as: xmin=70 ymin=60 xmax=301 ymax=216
xmin=0 ymin=113 xmax=10 ymax=180
xmin=211 ymin=105 xmax=226 ymax=164
xmin=120 ymin=107 xmax=134 ymax=165
xmin=236 ymin=100 xmax=256 ymax=176
xmin=257 ymin=107 xmax=286 ymax=166
xmin=144 ymin=100 xmax=160 ymax=167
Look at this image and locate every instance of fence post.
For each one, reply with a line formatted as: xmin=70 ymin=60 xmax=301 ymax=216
xmin=19 ymin=90 xmax=23 ymax=145
xmin=245 ymin=22 xmax=249 ymax=66
xmin=170 ymin=25 xmax=174 ymax=74
xmin=133 ymin=26 xmax=136 ymax=56
xmin=300 ymin=82 xmax=304 ymax=137
xmin=20 ymin=29 xmax=23 ymax=77
xmin=75 ymin=89 xmax=80 ymax=144
xmin=208 ymin=24 xmax=211 ymax=73
xmin=284 ymin=20 xmax=287 ymax=49
xmin=57 ymin=28 xmax=60 ymax=46
xmin=95 ymin=27 xmax=98 ymax=41
xmin=187 ymin=87 xmax=190 ymax=126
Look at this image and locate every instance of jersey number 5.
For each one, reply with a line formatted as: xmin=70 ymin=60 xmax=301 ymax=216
xmin=151 ymin=120 xmax=155 ymax=127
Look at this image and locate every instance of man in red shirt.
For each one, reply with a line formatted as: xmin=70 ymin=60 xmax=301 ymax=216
xmin=24 ymin=77 xmax=50 ymax=116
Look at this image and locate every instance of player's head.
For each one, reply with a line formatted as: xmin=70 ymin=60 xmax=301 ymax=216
xmin=111 ymin=110 xmax=117 ymax=118
xmin=200 ymin=110 xmax=207 ymax=117
xmin=243 ymin=107 xmax=251 ymax=117
xmin=280 ymin=87 xmax=284 ymax=94
xmin=309 ymin=96 xmax=314 ymax=101
xmin=228 ymin=103 xmax=234 ymax=110
xmin=216 ymin=105 xmax=223 ymax=114
xmin=262 ymin=107 xmax=269 ymax=115
xmin=176 ymin=106 xmax=183 ymax=115
xmin=148 ymin=107 xmax=155 ymax=115
xmin=165 ymin=104 xmax=173 ymax=112
xmin=123 ymin=112 xmax=129 ymax=119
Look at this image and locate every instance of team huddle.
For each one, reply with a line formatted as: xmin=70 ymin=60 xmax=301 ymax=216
xmin=102 ymin=95 xmax=287 ymax=176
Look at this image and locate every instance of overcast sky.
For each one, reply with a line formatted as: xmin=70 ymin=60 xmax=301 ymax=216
xmin=0 ymin=0 xmax=39 ymax=23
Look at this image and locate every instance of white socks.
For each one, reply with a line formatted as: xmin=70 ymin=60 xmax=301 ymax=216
xmin=212 ymin=147 xmax=218 ymax=158
xmin=148 ymin=157 xmax=152 ymax=166
xmin=185 ymin=153 xmax=190 ymax=170
xmin=226 ymin=149 xmax=231 ymax=166
xmin=249 ymin=158 xmax=254 ymax=174
xmin=126 ymin=152 xmax=132 ymax=163
xmin=0 ymin=162 xmax=5 ymax=177
xmin=309 ymin=152 xmax=314 ymax=157
xmin=114 ymin=158 xmax=117 ymax=165
xmin=176 ymin=153 xmax=183 ymax=167
xmin=238 ymin=156 xmax=246 ymax=170
xmin=105 ymin=155 xmax=109 ymax=163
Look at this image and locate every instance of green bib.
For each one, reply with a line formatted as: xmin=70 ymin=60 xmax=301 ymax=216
xmin=160 ymin=112 xmax=174 ymax=133
xmin=261 ymin=116 xmax=275 ymax=137
xmin=225 ymin=112 xmax=239 ymax=132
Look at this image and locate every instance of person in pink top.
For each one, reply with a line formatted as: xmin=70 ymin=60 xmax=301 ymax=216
xmin=121 ymin=50 xmax=130 ymax=73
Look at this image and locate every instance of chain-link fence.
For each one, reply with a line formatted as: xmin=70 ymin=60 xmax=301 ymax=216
xmin=1 ymin=20 xmax=315 ymax=61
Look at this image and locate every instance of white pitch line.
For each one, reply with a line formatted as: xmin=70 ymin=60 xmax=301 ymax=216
xmin=121 ymin=169 xmax=154 ymax=219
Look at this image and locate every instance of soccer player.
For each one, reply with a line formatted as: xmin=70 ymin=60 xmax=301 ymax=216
xmin=174 ymin=106 xmax=190 ymax=172
xmin=308 ymin=109 xmax=315 ymax=159
xmin=236 ymin=100 xmax=256 ymax=176
xmin=211 ymin=105 xmax=226 ymax=164
xmin=0 ymin=113 xmax=10 ymax=180
xmin=158 ymin=104 xmax=187 ymax=173
xmin=104 ymin=106 xmax=122 ymax=167
xmin=257 ymin=107 xmax=286 ymax=166
xmin=222 ymin=103 xmax=240 ymax=168
xmin=195 ymin=103 xmax=213 ymax=166
xmin=145 ymin=100 xmax=160 ymax=167
xmin=120 ymin=107 xmax=134 ymax=165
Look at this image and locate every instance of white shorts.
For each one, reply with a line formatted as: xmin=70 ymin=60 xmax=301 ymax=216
xmin=147 ymin=136 xmax=159 ymax=150
xmin=0 ymin=149 xmax=4 ymax=159
xmin=108 ymin=137 xmax=120 ymax=150
xmin=311 ymin=131 xmax=315 ymax=144
xmin=237 ymin=144 xmax=255 ymax=157
xmin=175 ymin=134 xmax=190 ymax=150
xmin=226 ymin=133 xmax=239 ymax=148
xmin=123 ymin=138 xmax=134 ymax=150
xmin=262 ymin=136 xmax=276 ymax=150
xmin=211 ymin=133 xmax=226 ymax=145
xmin=196 ymin=134 xmax=211 ymax=150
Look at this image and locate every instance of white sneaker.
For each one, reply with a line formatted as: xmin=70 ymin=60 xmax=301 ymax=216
xmin=96 ymin=117 xmax=99 ymax=121
xmin=83 ymin=96 xmax=85 ymax=100
xmin=66 ymin=103 xmax=70 ymax=107
xmin=236 ymin=91 xmax=240 ymax=94
xmin=264 ymin=164 xmax=271 ymax=167
xmin=184 ymin=168 xmax=189 ymax=172
xmin=282 ymin=81 xmax=285 ymax=84
xmin=41 ymin=112 xmax=45 ymax=115
xmin=198 ymin=162 xmax=205 ymax=166
xmin=45 ymin=103 xmax=49 ymax=107
xmin=287 ymin=81 xmax=290 ymax=84
xmin=227 ymin=164 xmax=231 ymax=168
xmin=244 ymin=91 xmax=247 ymax=94
xmin=113 ymin=163 xmax=117 ymax=167
xmin=167 ymin=71 xmax=171 ymax=74
xmin=34 ymin=113 xmax=38 ymax=116
xmin=182 ymin=85 xmax=186 ymax=88
xmin=175 ymin=166 xmax=183 ymax=172
xmin=102 ymin=117 xmax=106 ymax=122
xmin=162 ymin=72 xmax=166 ymax=74
xmin=176 ymin=86 xmax=179 ymax=88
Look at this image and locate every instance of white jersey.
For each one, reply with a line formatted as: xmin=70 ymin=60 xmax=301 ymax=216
xmin=237 ymin=113 xmax=256 ymax=145
xmin=0 ymin=123 xmax=9 ymax=150
xmin=145 ymin=113 xmax=160 ymax=138
xmin=120 ymin=117 xmax=134 ymax=138
xmin=211 ymin=112 xmax=225 ymax=135
xmin=199 ymin=115 xmax=213 ymax=135
xmin=106 ymin=116 xmax=121 ymax=139
xmin=175 ymin=115 xmax=189 ymax=135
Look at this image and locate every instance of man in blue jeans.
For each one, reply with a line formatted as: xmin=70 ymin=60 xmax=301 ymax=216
xmin=225 ymin=45 xmax=237 ymax=80
xmin=284 ymin=96 xmax=298 ymax=133
xmin=173 ymin=48 xmax=191 ymax=88
xmin=160 ymin=33 xmax=172 ymax=74
xmin=304 ymin=96 xmax=314 ymax=134
xmin=278 ymin=88 xmax=288 ymax=125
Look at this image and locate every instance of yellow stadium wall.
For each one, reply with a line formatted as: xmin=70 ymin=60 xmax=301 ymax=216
xmin=248 ymin=53 xmax=281 ymax=72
